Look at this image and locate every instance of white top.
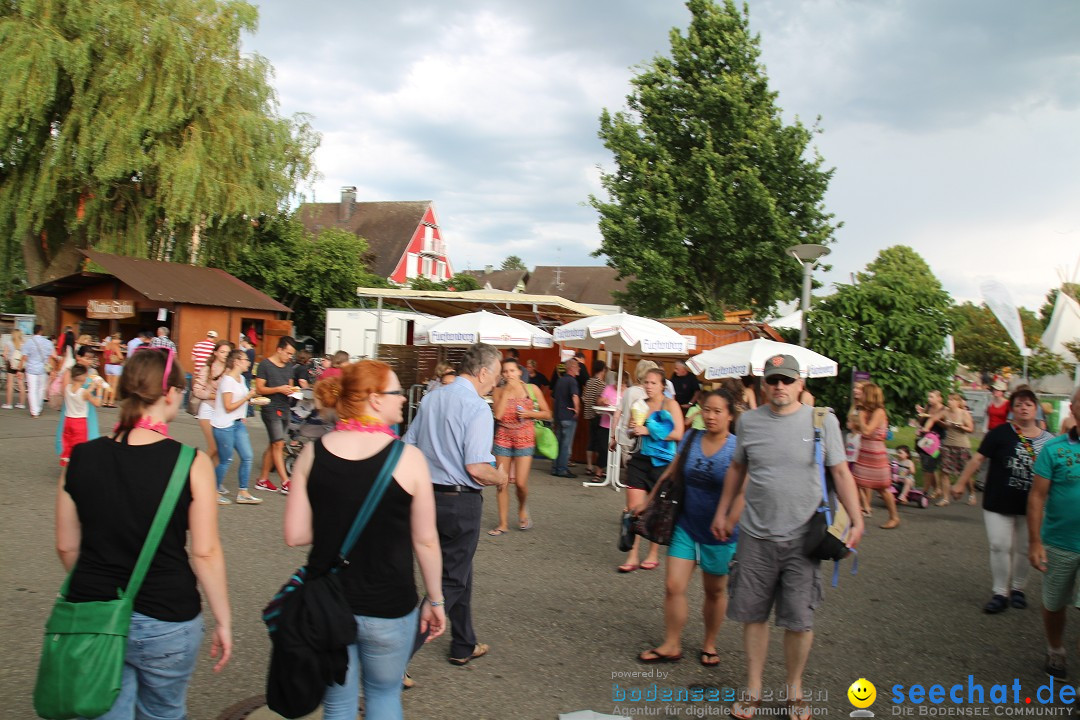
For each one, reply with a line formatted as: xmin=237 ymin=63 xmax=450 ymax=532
xmin=64 ymin=385 xmax=89 ymax=419
xmin=212 ymin=375 xmax=249 ymax=428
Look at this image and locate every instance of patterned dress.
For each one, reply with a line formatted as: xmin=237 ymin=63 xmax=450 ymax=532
xmin=853 ymin=425 xmax=892 ymax=490
xmin=493 ymin=390 xmax=536 ymax=450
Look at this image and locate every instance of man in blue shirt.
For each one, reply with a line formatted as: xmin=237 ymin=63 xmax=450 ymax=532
xmin=551 ymin=358 xmax=581 ymax=478
xmin=405 ymin=343 xmax=508 ymax=667
xmin=1028 ymin=387 xmax=1080 ymax=679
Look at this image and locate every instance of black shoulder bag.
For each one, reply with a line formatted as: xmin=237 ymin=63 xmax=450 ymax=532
xmin=632 ymin=429 xmax=698 ymax=546
xmin=262 ymin=440 xmax=405 ymax=719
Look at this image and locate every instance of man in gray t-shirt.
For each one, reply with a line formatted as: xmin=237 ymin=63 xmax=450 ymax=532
xmin=711 ymin=354 xmax=863 ymax=718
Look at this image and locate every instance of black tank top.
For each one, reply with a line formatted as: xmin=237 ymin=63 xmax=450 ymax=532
xmin=64 ymin=437 xmax=200 ymax=622
xmin=306 ymin=439 xmax=417 ymax=619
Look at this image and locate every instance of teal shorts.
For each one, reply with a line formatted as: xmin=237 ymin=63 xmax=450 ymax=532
xmin=1043 ymin=544 xmax=1080 ymax=612
xmin=668 ymin=524 xmax=736 ymax=576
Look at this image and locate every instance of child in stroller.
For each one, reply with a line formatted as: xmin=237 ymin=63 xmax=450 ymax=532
xmin=888 ymin=445 xmax=928 ymax=508
xmin=284 ymin=388 xmax=329 ymax=476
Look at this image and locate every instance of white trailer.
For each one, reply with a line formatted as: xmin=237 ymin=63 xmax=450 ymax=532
xmin=324 ymin=308 xmax=435 ymax=358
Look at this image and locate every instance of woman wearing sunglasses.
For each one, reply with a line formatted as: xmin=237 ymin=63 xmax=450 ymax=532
xmin=53 ymin=347 xmax=232 ymax=717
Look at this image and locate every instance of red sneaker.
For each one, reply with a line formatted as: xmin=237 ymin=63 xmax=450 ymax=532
xmin=254 ymin=478 xmax=279 ymax=492
xmin=280 ymin=481 xmax=290 ymax=496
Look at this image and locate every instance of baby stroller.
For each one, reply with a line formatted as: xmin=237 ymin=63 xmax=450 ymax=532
xmin=284 ymin=389 xmax=329 ymax=476
xmin=887 ymin=458 xmax=929 ymax=508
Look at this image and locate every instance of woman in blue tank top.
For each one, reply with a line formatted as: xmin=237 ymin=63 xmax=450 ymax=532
xmin=634 ymin=389 xmax=740 ymax=667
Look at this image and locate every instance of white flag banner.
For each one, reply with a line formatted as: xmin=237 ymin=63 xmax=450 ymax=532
xmin=980 ymin=279 xmax=1027 ymax=352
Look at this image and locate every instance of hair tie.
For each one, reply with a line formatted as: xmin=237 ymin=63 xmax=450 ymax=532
xmin=328 ymin=385 xmax=342 ymax=398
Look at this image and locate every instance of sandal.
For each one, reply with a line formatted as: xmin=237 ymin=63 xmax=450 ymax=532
xmin=487 ymin=528 xmax=509 ymax=536
xmin=637 ymin=648 xmax=683 ymax=664
xmin=789 ymin=699 xmax=811 ymax=720
xmin=618 ymin=563 xmax=640 ymax=573
xmin=449 ymin=643 xmax=489 ymax=666
xmin=699 ymin=649 xmax=720 ymax=667
xmin=519 ymin=518 xmax=533 ymax=531
xmin=640 ymin=560 xmax=660 ymax=570
xmin=935 ymin=499 xmax=950 ymax=507
xmin=731 ymin=699 xmax=762 ymax=720
xmin=880 ymin=518 xmax=900 ymax=530
xmin=968 ymin=493 xmax=978 ymax=506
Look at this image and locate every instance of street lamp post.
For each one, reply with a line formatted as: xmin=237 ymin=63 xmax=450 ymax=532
xmin=786 ymin=243 xmax=831 ymax=347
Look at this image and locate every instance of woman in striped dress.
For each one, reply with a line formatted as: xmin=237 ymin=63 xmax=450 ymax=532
xmin=850 ymin=382 xmax=900 ymax=529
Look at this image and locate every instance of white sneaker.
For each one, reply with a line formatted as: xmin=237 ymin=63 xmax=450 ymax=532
xmin=217 ymin=496 xmax=232 ymax=505
xmin=15 ymin=404 xmax=25 ymax=409
xmin=217 ymin=486 xmax=229 ymax=495
xmin=236 ymin=493 xmax=263 ymax=505
xmin=0 ymin=404 xmax=11 ymax=410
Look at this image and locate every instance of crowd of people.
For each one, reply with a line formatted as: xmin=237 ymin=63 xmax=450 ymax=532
xmin=25 ymin=329 xmax=1080 ymax=719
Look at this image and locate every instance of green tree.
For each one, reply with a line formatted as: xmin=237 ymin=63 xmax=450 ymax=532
xmin=500 ymin=255 xmax=527 ymax=272
xmin=214 ymin=217 xmax=387 ymax=343
xmin=408 ymin=273 xmax=481 ymax=292
xmin=807 ymin=246 xmax=954 ymax=420
xmin=589 ymin=0 xmax=837 ymax=319
xmin=0 ymin=0 xmax=319 ymax=317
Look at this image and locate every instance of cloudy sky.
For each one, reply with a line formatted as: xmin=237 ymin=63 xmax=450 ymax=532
xmin=243 ymin=0 xmax=1080 ymax=312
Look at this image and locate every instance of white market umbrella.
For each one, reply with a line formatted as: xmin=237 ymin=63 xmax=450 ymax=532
xmin=553 ymin=313 xmax=688 ymax=491
xmin=414 ymin=310 xmax=553 ymax=348
xmin=553 ymin=313 xmax=688 ymax=356
xmin=686 ymin=338 xmax=837 ymax=380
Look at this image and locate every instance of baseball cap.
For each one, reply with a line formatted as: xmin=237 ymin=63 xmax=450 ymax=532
xmin=762 ymin=354 xmax=801 ymax=380
xmin=207 ymin=330 xmax=218 ymax=338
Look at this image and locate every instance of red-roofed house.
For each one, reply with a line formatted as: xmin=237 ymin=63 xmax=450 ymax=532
xmin=296 ymin=187 xmax=453 ymax=286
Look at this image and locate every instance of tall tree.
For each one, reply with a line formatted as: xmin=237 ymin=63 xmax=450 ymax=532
xmin=0 ymin=0 xmax=319 ymax=316
xmin=589 ymin=0 xmax=837 ymax=318
xmin=807 ymin=246 xmax=954 ymax=420
xmin=500 ymin=255 xmax=527 ymax=272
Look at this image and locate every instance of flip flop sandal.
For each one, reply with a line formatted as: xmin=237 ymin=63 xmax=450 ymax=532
xmin=640 ymin=561 xmax=660 ymax=570
xmin=789 ymin=700 xmax=811 ymax=720
xmin=519 ymin=518 xmax=533 ymax=531
xmin=487 ymin=528 xmax=509 ymax=536
xmin=617 ymin=563 xmax=640 ymax=573
xmin=731 ymin=699 xmax=762 ymax=720
xmin=637 ymin=649 xmax=683 ymax=664
xmin=699 ymin=649 xmax=720 ymax=667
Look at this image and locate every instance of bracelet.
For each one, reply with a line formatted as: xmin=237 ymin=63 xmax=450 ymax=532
xmin=428 ymin=598 xmax=445 ymax=607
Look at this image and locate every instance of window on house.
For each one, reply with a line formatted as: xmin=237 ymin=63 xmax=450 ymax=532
xmin=422 ymin=257 xmax=432 ymax=277
xmin=436 ymin=260 xmax=446 ymax=279
xmin=423 ymin=225 xmax=434 ymax=253
xmin=406 ymin=253 xmax=419 ymax=278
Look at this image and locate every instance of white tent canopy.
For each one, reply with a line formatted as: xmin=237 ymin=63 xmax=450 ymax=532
xmin=1041 ymin=289 xmax=1080 ymax=365
xmin=553 ymin=313 xmax=688 ymax=355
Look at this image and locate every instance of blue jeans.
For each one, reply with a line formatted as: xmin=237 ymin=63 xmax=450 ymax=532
xmin=212 ymin=420 xmax=253 ymax=490
xmin=89 ymin=613 xmax=203 ymax=720
xmin=553 ymin=418 xmax=577 ymax=473
xmin=323 ymin=607 xmax=419 ymax=720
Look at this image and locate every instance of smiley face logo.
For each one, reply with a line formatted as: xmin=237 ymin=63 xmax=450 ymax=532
xmin=848 ymin=678 xmax=876 ymax=708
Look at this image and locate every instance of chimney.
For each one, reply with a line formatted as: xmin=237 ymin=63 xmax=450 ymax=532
xmin=340 ymin=186 xmax=357 ymax=223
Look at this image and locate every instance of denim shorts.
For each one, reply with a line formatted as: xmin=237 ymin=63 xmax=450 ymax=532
xmin=493 ymin=444 xmax=534 ymax=458
xmin=97 ymin=612 xmax=204 ymax=720
xmin=261 ymin=407 xmax=289 ymax=443
xmin=668 ymin=524 xmax=737 ymax=576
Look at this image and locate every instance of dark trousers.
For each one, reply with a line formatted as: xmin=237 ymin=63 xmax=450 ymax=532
xmin=413 ymin=491 xmax=483 ymax=659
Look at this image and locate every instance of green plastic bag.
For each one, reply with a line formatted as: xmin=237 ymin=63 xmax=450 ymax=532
xmin=534 ymin=422 xmax=558 ymax=459
xmin=34 ymin=595 xmax=133 ymax=719
xmin=34 ymin=445 xmax=195 ymax=719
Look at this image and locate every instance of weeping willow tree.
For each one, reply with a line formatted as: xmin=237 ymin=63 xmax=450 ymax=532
xmin=0 ymin=0 xmax=320 ymax=315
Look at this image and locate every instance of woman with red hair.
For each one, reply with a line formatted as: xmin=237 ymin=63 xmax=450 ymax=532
xmin=285 ymin=360 xmax=445 ymax=720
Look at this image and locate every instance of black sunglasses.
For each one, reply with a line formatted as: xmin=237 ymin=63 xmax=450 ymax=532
xmin=765 ymin=375 xmax=797 ymax=386
xmin=380 ymin=390 xmax=406 ymax=396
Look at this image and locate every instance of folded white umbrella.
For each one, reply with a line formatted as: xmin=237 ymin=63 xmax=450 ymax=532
xmin=415 ymin=310 xmax=553 ymax=348
xmin=686 ymin=338 xmax=837 ymax=379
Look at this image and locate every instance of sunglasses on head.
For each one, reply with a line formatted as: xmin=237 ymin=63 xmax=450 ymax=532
xmin=135 ymin=345 xmax=180 ymax=392
xmin=765 ymin=375 xmax=797 ymax=386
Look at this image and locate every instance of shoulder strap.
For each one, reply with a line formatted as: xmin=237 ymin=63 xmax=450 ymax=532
xmin=674 ymin=428 xmax=701 ymax=480
xmin=336 ymin=440 xmax=405 ymax=568
xmin=811 ymin=408 xmax=831 ymax=519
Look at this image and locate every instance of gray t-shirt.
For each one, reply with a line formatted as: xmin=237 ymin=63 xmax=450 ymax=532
xmin=734 ymin=404 xmax=846 ymax=542
xmin=257 ymin=358 xmax=294 ymax=411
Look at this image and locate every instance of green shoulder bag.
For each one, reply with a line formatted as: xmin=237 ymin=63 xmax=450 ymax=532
xmin=34 ymin=444 xmax=196 ymax=719
xmin=525 ymin=384 xmax=558 ymax=459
